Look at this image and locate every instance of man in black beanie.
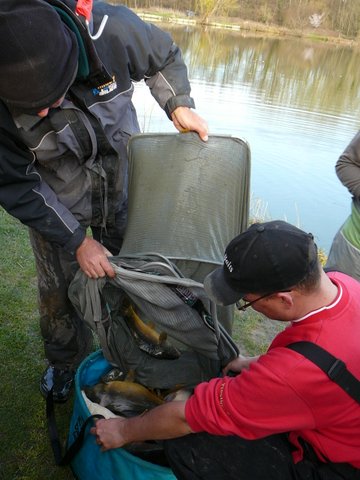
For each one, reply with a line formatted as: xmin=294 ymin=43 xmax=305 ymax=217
xmin=0 ymin=0 xmax=208 ymax=402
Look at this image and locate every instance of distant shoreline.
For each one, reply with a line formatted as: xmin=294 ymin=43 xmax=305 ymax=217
xmin=135 ymin=9 xmax=359 ymax=48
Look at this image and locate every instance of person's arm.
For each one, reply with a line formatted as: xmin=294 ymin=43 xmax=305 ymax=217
xmin=91 ymin=400 xmax=192 ymax=451
xmin=222 ymin=354 xmax=260 ymax=375
xmin=0 ymin=106 xmax=115 ymax=278
xmin=96 ymin=4 xmax=208 ymax=140
xmin=144 ymin=39 xmax=209 ymax=140
xmin=0 ymin=107 xmax=85 ymax=254
xmin=335 ymin=130 xmax=360 ymax=198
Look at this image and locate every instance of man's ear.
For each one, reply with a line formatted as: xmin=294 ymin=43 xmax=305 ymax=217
xmin=276 ymin=291 xmax=293 ymax=307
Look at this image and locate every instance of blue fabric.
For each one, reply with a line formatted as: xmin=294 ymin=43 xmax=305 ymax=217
xmin=68 ymin=350 xmax=176 ymax=480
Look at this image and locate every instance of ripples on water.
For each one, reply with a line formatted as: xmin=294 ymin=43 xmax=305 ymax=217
xmin=132 ymin=27 xmax=360 ymax=252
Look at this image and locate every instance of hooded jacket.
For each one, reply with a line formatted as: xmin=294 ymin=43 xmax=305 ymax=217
xmin=334 ymin=130 xmax=360 ymax=249
xmin=0 ymin=0 xmax=195 ymax=253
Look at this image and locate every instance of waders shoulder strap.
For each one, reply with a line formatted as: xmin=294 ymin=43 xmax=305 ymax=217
xmin=287 ymin=341 xmax=360 ymax=404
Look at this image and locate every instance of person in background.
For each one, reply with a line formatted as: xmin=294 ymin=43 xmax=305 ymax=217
xmin=92 ymin=220 xmax=360 ymax=479
xmin=0 ymin=0 xmax=208 ymax=402
xmin=326 ymin=131 xmax=360 ymax=281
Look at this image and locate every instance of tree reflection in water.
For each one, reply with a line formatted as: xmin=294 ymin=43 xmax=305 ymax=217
xmin=132 ymin=25 xmax=360 ymax=252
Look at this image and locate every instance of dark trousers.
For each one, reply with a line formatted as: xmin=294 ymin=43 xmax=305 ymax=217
xmin=29 ymin=219 xmax=125 ymax=370
xmin=164 ymin=433 xmax=360 ymax=480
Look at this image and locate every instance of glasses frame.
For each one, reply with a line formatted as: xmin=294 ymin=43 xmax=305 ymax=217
xmin=236 ymin=290 xmax=291 ymax=311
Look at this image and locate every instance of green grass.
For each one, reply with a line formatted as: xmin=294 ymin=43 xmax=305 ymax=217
xmin=0 ymin=207 xmax=74 ymax=480
xmin=232 ymin=310 xmax=285 ymax=355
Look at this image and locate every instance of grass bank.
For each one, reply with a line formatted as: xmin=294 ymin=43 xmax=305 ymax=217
xmin=0 ymin=208 xmax=74 ymax=480
xmin=134 ymin=8 xmax=359 ymax=48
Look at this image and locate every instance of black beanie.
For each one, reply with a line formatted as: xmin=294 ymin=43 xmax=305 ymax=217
xmin=0 ymin=0 xmax=79 ymax=113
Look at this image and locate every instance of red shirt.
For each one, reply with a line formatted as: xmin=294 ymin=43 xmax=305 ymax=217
xmin=185 ymin=272 xmax=360 ymax=467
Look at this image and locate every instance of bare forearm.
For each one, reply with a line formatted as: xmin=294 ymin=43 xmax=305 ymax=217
xmin=126 ymin=401 xmax=191 ymax=441
xmin=92 ymin=401 xmax=193 ymax=451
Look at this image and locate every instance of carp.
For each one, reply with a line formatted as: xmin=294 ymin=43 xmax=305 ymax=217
xmin=101 ymin=367 xmax=126 ymax=383
xmin=122 ymin=303 xmax=181 ymax=360
xmin=164 ymin=387 xmax=193 ymax=402
xmin=83 ymin=380 xmax=164 ymax=417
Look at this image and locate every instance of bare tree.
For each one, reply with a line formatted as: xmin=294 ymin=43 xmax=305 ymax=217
xmin=194 ymin=0 xmax=238 ymax=23
xmin=121 ymin=0 xmax=360 ymax=39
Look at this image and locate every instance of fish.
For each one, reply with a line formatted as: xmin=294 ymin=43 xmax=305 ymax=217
xmin=82 ymin=390 xmax=119 ymax=419
xmin=122 ymin=303 xmax=181 ymax=360
xmin=164 ymin=387 xmax=194 ymax=402
xmin=83 ymin=380 xmax=164 ymax=417
xmin=83 ymin=381 xmax=169 ymax=466
xmin=101 ymin=367 xmax=126 ymax=383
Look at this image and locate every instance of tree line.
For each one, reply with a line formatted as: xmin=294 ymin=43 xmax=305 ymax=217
xmin=120 ymin=0 xmax=360 ymax=39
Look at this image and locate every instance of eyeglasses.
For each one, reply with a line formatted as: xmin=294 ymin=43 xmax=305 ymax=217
xmin=236 ymin=290 xmax=291 ymax=311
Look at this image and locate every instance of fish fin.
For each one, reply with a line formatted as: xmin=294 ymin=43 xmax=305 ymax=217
xmin=159 ymin=332 xmax=168 ymax=344
xmin=125 ymin=369 xmax=136 ymax=382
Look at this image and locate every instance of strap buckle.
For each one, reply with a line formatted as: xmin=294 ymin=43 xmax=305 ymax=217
xmin=327 ymin=359 xmax=346 ymax=381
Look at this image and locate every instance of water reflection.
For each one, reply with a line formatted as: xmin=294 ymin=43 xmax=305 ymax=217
xmin=171 ymin=26 xmax=360 ymax=117
xmin=132 ymin=25 xmax=360 ymax=252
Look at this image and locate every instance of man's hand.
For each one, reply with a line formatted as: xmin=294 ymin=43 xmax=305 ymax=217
xmin=171 ymin=107 xmax=208 ymax=141
xmin=76 ymin=236 xmax=115 ymax=279
xmin=222 ymin=354 xmax=260 ymax=376
xmin=91 ymin=418 xmax=128 ymax=451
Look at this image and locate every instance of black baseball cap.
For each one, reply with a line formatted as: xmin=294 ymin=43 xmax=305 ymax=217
xmin=204 ymin=220 xmax=318 ymax=306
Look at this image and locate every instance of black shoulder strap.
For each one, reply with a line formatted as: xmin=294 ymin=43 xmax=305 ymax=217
xmin=287 ymin=341 xmax=360 ymax=404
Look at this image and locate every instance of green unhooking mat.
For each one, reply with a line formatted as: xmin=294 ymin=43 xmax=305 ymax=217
xmin=121 ymin=132 xmax=251 ymax=282
xmin=120 ymin=132 xmax=251 ymax=332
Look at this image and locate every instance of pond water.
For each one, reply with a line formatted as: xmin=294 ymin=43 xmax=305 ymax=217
xmin=132 ymin=24 xmax=360 ymax=253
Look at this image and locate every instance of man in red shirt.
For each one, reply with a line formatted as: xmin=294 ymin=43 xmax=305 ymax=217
xmin=92 ymin=220 xmax=360 ymax=479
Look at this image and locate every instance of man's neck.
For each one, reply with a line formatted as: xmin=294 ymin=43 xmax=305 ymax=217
xmin=294 ymin=271 xmax=339 ymax=319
